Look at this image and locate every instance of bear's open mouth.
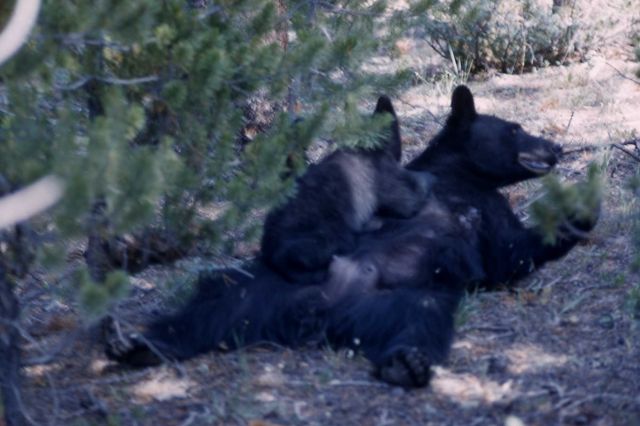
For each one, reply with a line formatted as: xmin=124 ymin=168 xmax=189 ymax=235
xmin=518 ymin=153 xmax=553 ymax=174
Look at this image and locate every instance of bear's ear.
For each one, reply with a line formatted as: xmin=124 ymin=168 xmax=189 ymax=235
xmin=450 ymin=85 xmax=476 ymax=122
xmin=373 ymin=95 xmax=402 ymax=161
xmin=374 ymin=95 xmax=397 ymax=118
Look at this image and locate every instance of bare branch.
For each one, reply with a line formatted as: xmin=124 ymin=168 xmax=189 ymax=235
xmin=561 ymin=138 xmax=639 ymax=156
xmin=61 ymin=75 xmax=160 ymax=91
xmin=0 ymin=176 xmax=64 ymax=230
xmin=612 ymin=143 xmax=640 ymax=163
xmin=606 ymin=61 xmax=640 ymax=86
xmin=0 ymin=0 xmax=41 ymax=65
xmin=99 ymin=75 xmax=160 ymax=86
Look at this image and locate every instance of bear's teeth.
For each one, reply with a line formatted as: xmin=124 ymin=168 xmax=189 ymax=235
xmin=518 ymin=154 xmax=552 ymax=173
xmin=521 ymin=161 xmax=551 ymax=173
xmin=528 ymin=161 xmax=548 ymax=170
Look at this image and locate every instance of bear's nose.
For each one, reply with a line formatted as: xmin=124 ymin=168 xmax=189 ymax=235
xmin=551 ymin=143 xmax=563 ymax=156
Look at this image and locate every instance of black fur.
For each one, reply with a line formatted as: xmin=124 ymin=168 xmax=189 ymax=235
xmin=105 ymin=263 xmax=459 ymax=389
xmin=105 ymin=86 xmax=598 ymax=388
xmin=261 ymin=96 xmax=427 ymax=283
xmin=403 ymin=85 xmax=593 ymax=288
xmin=329 ymin=86 xmax=594 ymax=296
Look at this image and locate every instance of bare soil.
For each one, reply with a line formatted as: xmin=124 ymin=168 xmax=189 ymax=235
xmin=13 ymin=4 xmax=640 ymax=426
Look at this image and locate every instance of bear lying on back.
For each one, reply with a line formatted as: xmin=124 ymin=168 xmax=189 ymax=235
xmin=261 ymin=96 xmax=427 ymax=283
xmin=105 ymin=86 xmax=599 ymax=388
xmin=327 ymin=85 xmax=597 ymax=301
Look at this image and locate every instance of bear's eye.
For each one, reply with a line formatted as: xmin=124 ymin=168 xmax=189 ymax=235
xmin=511 ymin=126 xmax=519 ymax=135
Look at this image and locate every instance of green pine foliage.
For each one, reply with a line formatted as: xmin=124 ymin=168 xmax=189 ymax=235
xmin=530 ymin=163 xmax=603 ymax=245
xmin=0 ymin=1 xmax=15 ymax=29
xmin=0 ymin=0 xmax=421 ymax=317
xmin=77 ymin=269 xmax=130 ymax=320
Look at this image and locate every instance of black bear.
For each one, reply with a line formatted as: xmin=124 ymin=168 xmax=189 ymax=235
xmin=105 ymin=86 xmax=598 ymax=388
xmin=261 ymin=96 xmax=428 ymax=283
xmin=327 ymin=85 xmax=597 ymax=296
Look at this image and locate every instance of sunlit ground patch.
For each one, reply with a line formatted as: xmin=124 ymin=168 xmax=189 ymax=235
xmin=431 ymin=368 xmax=515 ymax=408
xmin=504 ymin=343 xmax=569 ymax=374
xmin=130 ymin=369 xmax=194 ymax=403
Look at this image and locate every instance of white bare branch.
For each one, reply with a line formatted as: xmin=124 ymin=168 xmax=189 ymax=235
xmin=0 ymin=0 xmax=41 ymax=66
xmin=0 ymin=175 xmax=64 ymax=230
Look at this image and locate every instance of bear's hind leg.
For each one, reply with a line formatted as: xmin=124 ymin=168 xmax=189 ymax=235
xmin=327 ymin=287 xmax=461 ymax=387
xmin=377 ymin=346 xmax=432 ymax=387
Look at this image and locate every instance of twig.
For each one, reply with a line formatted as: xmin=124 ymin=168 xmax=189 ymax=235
xmin=286 ymin=379 xmax=388 ymax=387
xmin=179 ymin=408 xmax=212 ymax=426
xmin=558 ymin=392 xmax=640 ymax=420
xmin=231 ymin=264 xmax=255 ymax=279
xmin=565 ymin=111 xmax=574 ymax=134
xmin=459 ymin=325 xmax=515 ymax=334
xmin=606 ymin=61 xmax=640 ymax=86
xmin=92 ymin=75 xmax=159 ymax=87
xmin=612 ymin=143 xmax=640 ymax=163
xmin=397 ymin=98 xmax=446 ymax=127
xmin=514 ymin=190 xmax=548 ymax=215
xmin=541 ymin=381 xmax=565 ymax=399
xmin=60 ymin=75 xmax=160 ymax=91
xmin=61 ymin=77 xmax=92 ymax=91
xmin=0 ymin=318 xmax=55 ymax=425
xmin=106 ymin=315 xmax=187 ymax=377
xmin=561 ymin=221 xmax=592 ymax=241
xmin=561 ymin=138 xmax=639 ymax=156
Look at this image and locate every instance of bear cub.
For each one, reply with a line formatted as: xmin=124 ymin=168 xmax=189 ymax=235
xmin=261 ymin=96 xmax=428 ymax=283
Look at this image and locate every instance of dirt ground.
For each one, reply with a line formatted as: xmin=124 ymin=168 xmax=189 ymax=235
xmin=13 ymin=3 xmax=640 ymax=426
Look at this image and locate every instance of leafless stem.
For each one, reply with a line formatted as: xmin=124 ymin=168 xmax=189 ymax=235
xmin=565 ymin=111 xmax=574 ymax=134
xmin=61 ymin=75 xmax=160 ymax=91
xmin=612 ymin=143 xmax=640 ymax=163
xmin=561 ymin=138 xmax=639 ymax=156
xmin=606 ymin=62 xmax=640 ymax=86
xmin=558 ymin=392 xmax=640 ymax=419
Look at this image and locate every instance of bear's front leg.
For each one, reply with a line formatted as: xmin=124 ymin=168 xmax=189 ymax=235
xmin=489 ymin=212 xmax=598 ymax=286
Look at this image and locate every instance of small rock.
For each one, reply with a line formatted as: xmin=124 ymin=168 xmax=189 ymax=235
xmin=597 ymin=314 xmax=615 ymax=329
xmin=487 ymin=356 xmax=508 ymax=375
xmin=196 ymin=363 xmax=209 ymax=375
xmin=391 ymin=387 xmax=405 ymax=397
xmin=505 ymin=415 xmax=525 ymax=426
